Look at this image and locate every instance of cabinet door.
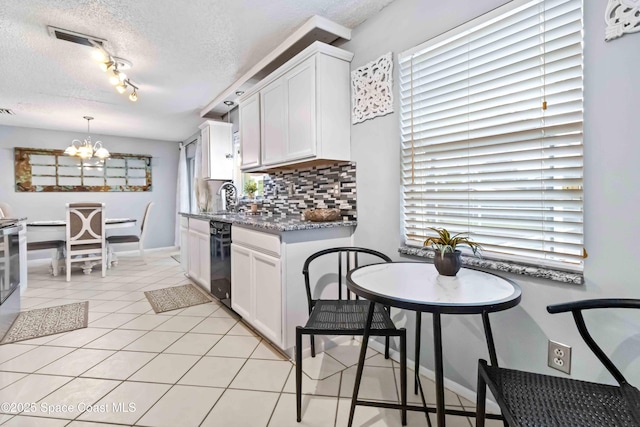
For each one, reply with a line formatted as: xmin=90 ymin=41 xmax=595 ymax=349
xmin=284 ymin=56 xmax=316 ymax=161
xmin=200 ymin=125 xmax=211 ymax=178
xmin=239 ymin=93 xmax=261 ymax=169
xmin=187 ymin=229 xmax=200 ymax=283
xmin=260 ymin=79 xmax=287 ymax=165
xmin=231 ymin=243 xmax=252 ymax=320
xmin=180 ymin=225 xmax=189 ymax=273
xmin=252 ymin=251 xmax=282 ymax=345
xmin=18 ymin=223 xmax=27 ymax=290
xmin=196 ymin=231 xmax=210 ymax=289
xmin=208 ymin=122 xmax=233 ymax=180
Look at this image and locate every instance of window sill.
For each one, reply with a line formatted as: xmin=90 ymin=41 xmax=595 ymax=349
xmin=398 ymin=246 xmax=584 ymax=285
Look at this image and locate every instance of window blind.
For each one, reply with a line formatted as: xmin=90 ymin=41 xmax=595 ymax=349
xmin=399 ymin=0 xmax=584 ymax=270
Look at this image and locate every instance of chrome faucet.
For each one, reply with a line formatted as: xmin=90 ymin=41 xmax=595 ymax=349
xmin=217 ymin=182 xmax=238 ymax=212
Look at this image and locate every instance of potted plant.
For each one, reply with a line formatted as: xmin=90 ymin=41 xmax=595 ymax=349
xmin=423 ymin=227 xmax=482 ymax=276
xmin=244 ymin=180 xmax=258 ymax=199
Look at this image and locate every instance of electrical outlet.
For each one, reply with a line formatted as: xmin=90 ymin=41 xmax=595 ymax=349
xmin=333 ymin=183 xmax=340 ymax=196
xmin=548 ymin=340 xmax=572 ymax=374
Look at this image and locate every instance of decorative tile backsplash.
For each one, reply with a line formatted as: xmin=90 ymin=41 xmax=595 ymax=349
xmin=248 ymin=162 xmax=357 ymax=220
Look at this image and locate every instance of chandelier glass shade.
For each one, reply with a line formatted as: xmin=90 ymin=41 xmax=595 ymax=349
xmin=64 ymin=116 xmax=110 ymax=159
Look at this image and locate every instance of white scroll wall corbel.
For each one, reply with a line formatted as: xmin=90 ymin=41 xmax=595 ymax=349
xmin=605 ymin=0 xmax=640 ymax=41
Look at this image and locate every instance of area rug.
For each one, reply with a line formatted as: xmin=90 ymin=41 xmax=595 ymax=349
xmin=144 ymin=283 xmax=214 ymax=314
xmin=1 ymin=301 xmax=89 ymax=345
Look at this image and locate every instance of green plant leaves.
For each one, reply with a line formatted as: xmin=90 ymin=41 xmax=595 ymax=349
xmin=423 ymin=227 xmax=482 ymax=257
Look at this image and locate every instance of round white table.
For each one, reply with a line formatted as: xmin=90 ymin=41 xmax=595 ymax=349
xmin=27 ymin=218 xmax=137 ymax=271
xmin=346 ymin=262 xmax=521 ymax=427
xmin=27 ymin=218 xmax=136 ymax=229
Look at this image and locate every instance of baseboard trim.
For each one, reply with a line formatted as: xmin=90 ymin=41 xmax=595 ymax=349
xmin=109 ymin=245 xmax=179 ymax=256
xmin=27 ymin=246 xmax=179 ymax=265
xmin=367 ymin=339 xmax=501 ymax=414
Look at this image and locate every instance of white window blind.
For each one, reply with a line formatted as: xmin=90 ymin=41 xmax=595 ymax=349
xmin=399 ymin=0 xmax=584 ymax=270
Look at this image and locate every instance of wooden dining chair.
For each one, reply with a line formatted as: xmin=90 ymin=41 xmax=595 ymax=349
xmin=26 ymin=240 xmax=65 ymax=276
xmin=65 ymin=202 xmax=106 ymax=281
xmin=106 ymin=201 xmax=154 ymax=264
xmin=0 ymin=202 xmax=15 ymax=218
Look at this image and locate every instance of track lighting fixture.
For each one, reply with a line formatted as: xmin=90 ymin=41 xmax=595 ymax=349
xmin=129 ymin=89 xmax=138 ymax=102
xmin=90 ymin=42 xmax=139 ymax=102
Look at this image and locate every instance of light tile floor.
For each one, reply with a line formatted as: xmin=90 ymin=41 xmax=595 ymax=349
xmin=0 ymin=250 xmax=502 ymax=427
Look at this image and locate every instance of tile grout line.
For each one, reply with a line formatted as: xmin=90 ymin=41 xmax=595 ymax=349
xmin=13 ymin=254 xmax=480 ymax=426
xmin=126 ymin=309 xmax=232 ymax=426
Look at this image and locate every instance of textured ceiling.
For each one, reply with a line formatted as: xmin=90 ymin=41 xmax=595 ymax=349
xmin=0 ymin=0 xmax=394 ymax=142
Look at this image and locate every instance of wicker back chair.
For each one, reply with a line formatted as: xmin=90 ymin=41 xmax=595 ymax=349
xmin=295 ymin=247 xmax=407 ymax=423
xmin=477 ymin=298 xmax=640 ymax=427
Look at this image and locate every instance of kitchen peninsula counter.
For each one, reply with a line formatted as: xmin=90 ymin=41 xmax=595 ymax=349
xmin=180 ymin=211 xmax=355 ymax=354
xmin=180 ymin=212 xmax=356 ymax=232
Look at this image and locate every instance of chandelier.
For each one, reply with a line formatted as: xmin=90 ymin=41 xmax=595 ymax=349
xmin=64 ymin=116 xmax=110 ymax=159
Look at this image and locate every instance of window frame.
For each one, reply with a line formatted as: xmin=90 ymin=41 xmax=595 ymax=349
xmin=398 ymin=0 xmax=584 ymax=277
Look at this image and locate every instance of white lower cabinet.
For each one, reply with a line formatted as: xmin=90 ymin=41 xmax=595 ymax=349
xmin=230 ymin=243 xmax=252 ymax=320
xmin=252 ymin=251 xmax=282 ymax=344
xmin=231 ymin=237 xmax=282 ymax=346
xmin=184 ymin=218 xmax=210 ymax=291
xmin=179 ymin=217 xmax=189 ymax=273
xmin=230 ymin=225 xmax=355 ymax=355
xmin=18 ymin=221 xmax=28 ymax=292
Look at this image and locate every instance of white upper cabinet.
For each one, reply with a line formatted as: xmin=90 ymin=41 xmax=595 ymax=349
xmin=260 ymin=78 xmax=287 ymax=166
xmin=239 ymin=93 xmax=261 ymax=169
xmin=199 ymin=120 xmax=233 ymax=180
xmin=284 ymin=56 xmax=316 ymax=161
xmin=239 ymin=42 xmax=353 ymax=171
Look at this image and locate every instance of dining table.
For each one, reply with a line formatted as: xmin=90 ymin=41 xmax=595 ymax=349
xmin=346 ymin=262 xmax=521 ymax=427
xmin=27 ymin=218 xmax=137 ymax=269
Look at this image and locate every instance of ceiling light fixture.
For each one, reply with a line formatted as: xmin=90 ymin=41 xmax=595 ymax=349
xmin=223 ymin=101 xmax=234 ymax=106
xmin=47 ymin=27 xmax=139 ymax=103
xmin=64 ymin=116 xmax=110 ymax=159
xmin=235 ymin=90 xmax=244 ymax=96
xmin=129 ymin=89 xmax=138 ymax=102
xmin=90 ymin=42 xmax=139 ymax=102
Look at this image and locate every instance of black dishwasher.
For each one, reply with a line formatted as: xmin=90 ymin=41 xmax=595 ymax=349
xmin=210 ymin=221 xmax=232 ymax=309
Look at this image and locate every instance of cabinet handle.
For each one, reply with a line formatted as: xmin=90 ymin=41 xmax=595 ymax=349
xmin=225 ymin=154 xmax=233 ymax=159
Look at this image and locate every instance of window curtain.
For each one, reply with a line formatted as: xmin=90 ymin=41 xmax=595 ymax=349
xmin=193 ymin=138 xmax=206 ymax=212
xmin=174 ymin=144 xmax=190 ymax=246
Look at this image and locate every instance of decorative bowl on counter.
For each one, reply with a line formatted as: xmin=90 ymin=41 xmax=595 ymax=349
xmin=303 ymin=208 xmax=341 ymax=222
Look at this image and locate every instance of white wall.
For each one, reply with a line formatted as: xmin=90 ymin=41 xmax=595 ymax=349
xmin=0 ymin=125 xmax=179 ymax=253
xmin=340 ymin=0 xmax=640 ymax=395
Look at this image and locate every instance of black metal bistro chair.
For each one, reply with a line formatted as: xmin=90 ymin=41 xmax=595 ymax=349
xmin=477 ymin=299 xmax=640 ymax=427
xmin=295 ymin=247 xmax=407 ymax=423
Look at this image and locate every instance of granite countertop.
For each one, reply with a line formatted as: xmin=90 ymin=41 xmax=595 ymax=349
xmin=180 ymin=212 xmax=357 ymax=232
